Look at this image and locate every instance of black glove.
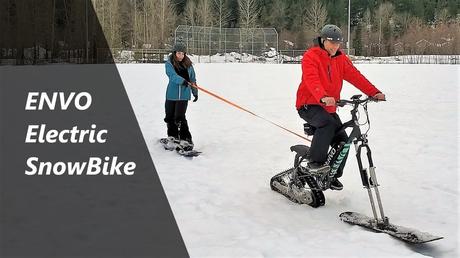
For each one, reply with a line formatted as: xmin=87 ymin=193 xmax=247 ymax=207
xmin=193 ymin=95 xmax=198 ymax=102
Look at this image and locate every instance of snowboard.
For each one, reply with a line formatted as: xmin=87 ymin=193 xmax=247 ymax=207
xmin=339 ymin=211 xmax=443 ymax=244
xmin=159 ymin=138 xmax=201 ymax=157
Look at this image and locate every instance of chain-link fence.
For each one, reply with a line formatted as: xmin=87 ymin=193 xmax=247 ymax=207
xmin=174 ymin=25 xmax=279 ymax=63
xmin=0 ymin=47 xmax=92 ymax=65
xmin=352 ymin=55 xmax=460 ymax=64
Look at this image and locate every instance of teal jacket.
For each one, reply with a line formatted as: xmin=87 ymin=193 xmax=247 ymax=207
xmin=165 ymin=58 xmax=197 ymax=101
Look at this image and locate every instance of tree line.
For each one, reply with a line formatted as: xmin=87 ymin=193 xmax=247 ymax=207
xmin=96 ymin=0 xmax=459 ymax=55
xmin=1 ymin=0 xmax=459 ymax=61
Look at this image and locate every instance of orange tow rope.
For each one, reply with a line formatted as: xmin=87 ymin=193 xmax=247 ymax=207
xmin=191 ymin=83 xmax=311 ymax=142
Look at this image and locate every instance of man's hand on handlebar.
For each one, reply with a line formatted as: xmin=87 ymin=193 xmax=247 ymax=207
xmin=372 ymin=93 xmax=386 ymax=101
xmin=320 ymin=96 xmax=336 ymax=106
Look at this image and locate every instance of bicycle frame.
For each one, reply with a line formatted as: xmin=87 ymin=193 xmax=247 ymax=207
xmin=291 ymin=95 xmax=388 ymax=221
xmin=331 ymin=95 xmax=388 ymax=224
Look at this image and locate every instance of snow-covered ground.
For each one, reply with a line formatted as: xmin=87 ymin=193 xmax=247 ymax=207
xmin=118 ymin=63 xmax=459 ymax=258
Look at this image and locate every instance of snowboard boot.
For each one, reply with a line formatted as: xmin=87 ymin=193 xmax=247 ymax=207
xmin=307 ymin=162 xmax=330 ymax=175
xmin=164 ymin=136 xmax=179 ymax=150
xmin=178 ymin=139 xmax=194 ymax=151
xmin=330 ymin=178 xmax=343 ymax=191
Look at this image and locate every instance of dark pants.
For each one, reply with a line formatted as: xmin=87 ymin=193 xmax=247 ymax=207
xmin=164 ymin=100 xmax=192 ymax=142
xmin=298 ymin=105 xmax=348 ymax=178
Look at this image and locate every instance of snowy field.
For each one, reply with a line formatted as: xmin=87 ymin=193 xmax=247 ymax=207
xmin=118 ymin=63 xmax=459 ymax=258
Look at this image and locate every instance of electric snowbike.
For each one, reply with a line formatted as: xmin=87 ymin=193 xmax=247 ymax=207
xmin=270 ymin=94 xmax=443 ymax=244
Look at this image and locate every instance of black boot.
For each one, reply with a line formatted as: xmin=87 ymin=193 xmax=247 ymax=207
xmin=307 ymin=162 xmax=330 ymax=175
xmin=330 ymin=178 xmax=343 ymax=191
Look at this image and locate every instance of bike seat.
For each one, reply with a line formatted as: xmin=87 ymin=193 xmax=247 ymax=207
xmin=290 ymin=145 xmax=310 ymax=157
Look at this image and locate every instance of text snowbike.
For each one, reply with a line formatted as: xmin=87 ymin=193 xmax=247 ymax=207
xmin=270 ymin=95 xmax=442 ymax=244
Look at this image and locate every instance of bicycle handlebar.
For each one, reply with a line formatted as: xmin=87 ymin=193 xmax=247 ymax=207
xmin=336 ymin=95 xmax=383 ymax=107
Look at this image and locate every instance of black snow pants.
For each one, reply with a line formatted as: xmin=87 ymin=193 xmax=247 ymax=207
xmin=164 ymin=100 xmax=192 ymax=142
xmin=298 ymin=105 xmax=348 ymax=178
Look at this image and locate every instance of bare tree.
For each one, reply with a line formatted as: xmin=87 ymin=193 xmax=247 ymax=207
xmin=155 ymin=0 xmax=176 ymax=48
xmin=213 ymin=0 xmax=232 ymax=29
xmin=142 ymin=0 xmax=150 ymax=46
xmin=184 ymin=0 xmax=197 ymax=26
xmin=107 ymin=0 xmax=120 ymax=48
xmin=375 ymin=2 xmax=394 ymax=22
xmin=400 ymin=17 xmax=424 ymax=54
xmin=212 ymin=0 xmax=232 ymax=52
xmin=132 ymin=0 xmax=147 ymax=47
xmin=375 ymin=2 xmax=394 ymax=55
xmin=92 ymin=0 xmax=121 ymax=48
xmin=140 ymin=0 xmax=176 ymax=48
xmin=362 ymin=8 xmax=373 ymax=56
xmin=196 ymin=0 xmax=213 ymax=26
xmin=303 ymin=0 xmax=327 ymax=33
xmin=267 ymin=0 xmax=287 ymax=29
xmin=131 ymin=0 xmax=138 ymax=48
xmin=396 ymin=12 xmax=414 ymax=33
xmin=435 ymin=8 xmax=450 ymax=26
xmin=238 ymin=0 xmax=260 ymax=29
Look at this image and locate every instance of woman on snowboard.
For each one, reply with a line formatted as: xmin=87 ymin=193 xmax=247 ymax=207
xmin=163 ymin=42 xmax=198 ymax=151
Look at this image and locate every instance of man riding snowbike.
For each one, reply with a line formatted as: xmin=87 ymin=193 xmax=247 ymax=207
xmin=296 ymin=24 xmax=386 ymax=190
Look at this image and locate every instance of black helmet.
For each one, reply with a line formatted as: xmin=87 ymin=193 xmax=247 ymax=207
xmin=172 ymin=42 xmax=187 ymax=53
xmin=320 ymin=24 xmax=343 ymax=43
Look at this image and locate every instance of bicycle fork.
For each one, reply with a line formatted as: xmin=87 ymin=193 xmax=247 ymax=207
xmin=354 ymin=139 xmax=389 ymax=226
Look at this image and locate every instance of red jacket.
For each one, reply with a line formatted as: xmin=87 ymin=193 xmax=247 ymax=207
xmin=296 ymin=43 xmax=380 ymax=113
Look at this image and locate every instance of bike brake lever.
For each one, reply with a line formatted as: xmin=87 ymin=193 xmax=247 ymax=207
xmin=368 ymin=97 xmax=386 ymax=102
xmin=336 ymin=101 xmax=347 ymax=107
